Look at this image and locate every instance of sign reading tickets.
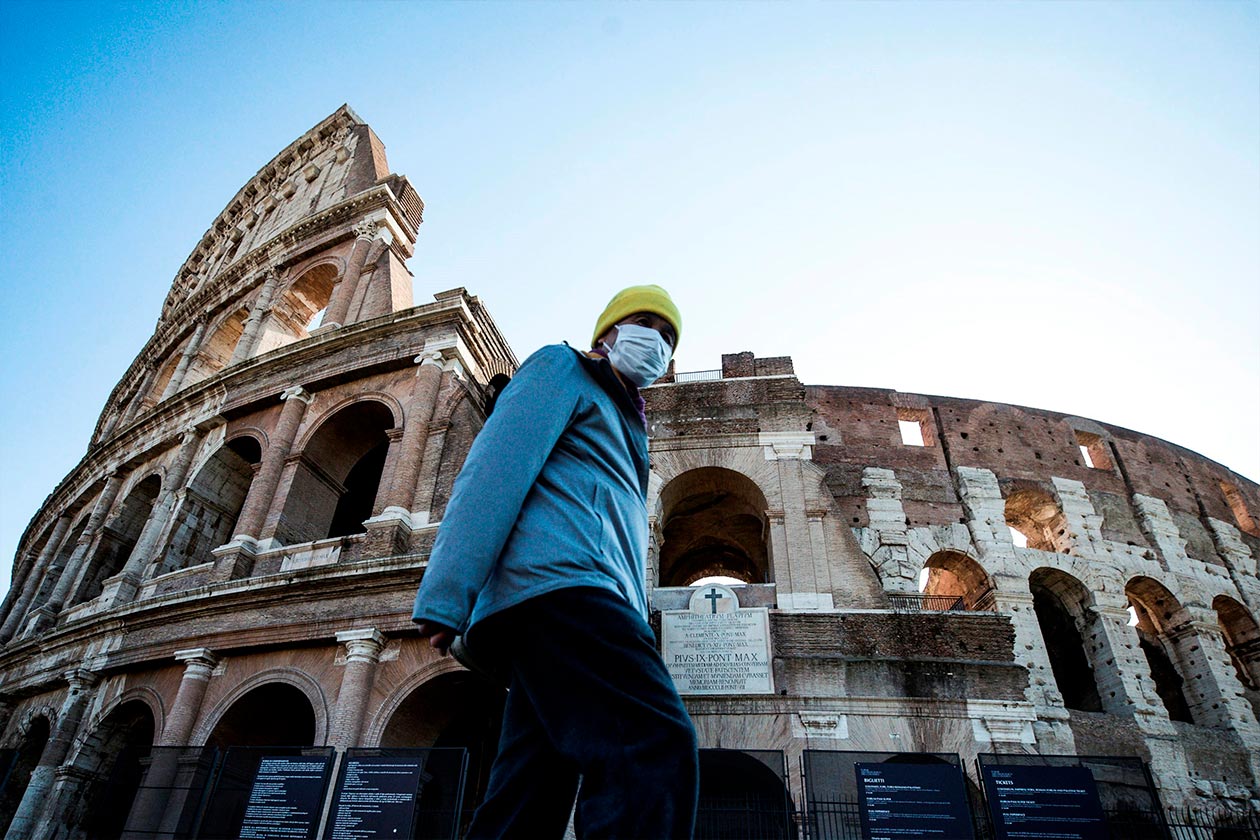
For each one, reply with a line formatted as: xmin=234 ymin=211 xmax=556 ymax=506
xmin=855 ymin=762 xmax=974 ymax=840
xmin=982 ymin=764 xmax=1107 ymax=840
xmin=661 ymin=584 xmax=773 ymax=695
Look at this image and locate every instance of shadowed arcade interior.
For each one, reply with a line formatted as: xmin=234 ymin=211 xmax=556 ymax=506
xmin=658 ymin=468 xmax=770 ymax=587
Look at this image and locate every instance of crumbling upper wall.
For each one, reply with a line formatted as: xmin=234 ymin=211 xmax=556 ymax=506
xmin=806 ymin=383 xmax=1260 ymax=553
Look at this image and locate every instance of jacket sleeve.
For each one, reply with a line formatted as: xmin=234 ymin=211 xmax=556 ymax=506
xmin=411 ymin=345 xmax=583 ymax=632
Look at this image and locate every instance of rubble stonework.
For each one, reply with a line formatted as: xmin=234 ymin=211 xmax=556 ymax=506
xmin=1 ymin=106 xmax=1258 ymax=835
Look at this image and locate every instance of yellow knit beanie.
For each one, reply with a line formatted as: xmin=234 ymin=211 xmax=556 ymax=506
xmin=592 ymin=285 xmax=682 ymax=349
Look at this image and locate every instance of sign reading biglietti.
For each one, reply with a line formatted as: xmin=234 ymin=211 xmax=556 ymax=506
xmin=981 ymin=765 xmax=1106 ymax=840
xmin=855 ymin=762 xmax=975 ymax=840
xmin=661 ymin=584 xmax=774 ymax=695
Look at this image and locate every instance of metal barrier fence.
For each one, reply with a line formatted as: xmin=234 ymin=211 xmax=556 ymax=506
xmin=696 ymin=748 xmax=797 ymax=840
xmin=886 ymin=593 xmax=966 ymax=612
xmin=31 ymin=739 xmax=1260 ymax=839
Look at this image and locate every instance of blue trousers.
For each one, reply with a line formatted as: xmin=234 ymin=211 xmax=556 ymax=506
xmin=464 ymin=587 xmax=699 ymax=839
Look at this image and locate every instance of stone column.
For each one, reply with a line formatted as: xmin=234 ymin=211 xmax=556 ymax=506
xmin=321 ymin=221 xmax=378 ymax=329
xmin=160 ymin=320 xmax=208 ymax=402
xmin=1166 ymin=611 xmax=1260 ymax=737
xmin=231 ymin=387 xmax=311 ymax=543
xmin=1051 ymin=477 xmax=1106 ymax=558
xmin=7 ymin=669 xmax=99 ymax=840
xmin=861 ymin=468 xmax=915 ymax=590
xmin=328 ymin=629 xmax=387 ymax=749
xmin=1087 ymin=597 xmax=1168 ymax=719
xmin=0 ymin=552 xmax=37 ymax=628
xmin=384 ymin=353 xmax=445 ymax=517
xmin=29 ymin=474 xmax=125 ymax=631
xmin=410 ymin=421 xmax=449 ymax=523
xmin=0 ymin=515 xmax=69 ymax=641
xmin=165 ymin=648 xmax=220 ymax=746
xmin=211 ymin=387 xmax=311 ymax=581
xmin=230 ymin=268 xmax=283 ymax=365
xmin=344 ymin=230 xmax=395 ymax=324
xmin=1132 ymin=494 xmax=1194 ymax=575
xmin=118 ymin=362 xmax=159 ymax=428
xmin=100 ymin=431 xmax=204 ymax=608
xmin=122 ymin=649 xmax=220 ymax=839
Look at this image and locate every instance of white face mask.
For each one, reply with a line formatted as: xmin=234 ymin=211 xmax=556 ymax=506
xmin=605 ymin=323 xmax=672 ymax=387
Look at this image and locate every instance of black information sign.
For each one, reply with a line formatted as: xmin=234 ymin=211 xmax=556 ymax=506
xmin=981 ymin=765 xmax=1106 ymax=840
xmin=855 ymin=762 xmax=975 ymax=839
xmin=324 ymin=756 xmax=428 ymax=840
xmin=238 ymin=754 xmax=333 ymax=840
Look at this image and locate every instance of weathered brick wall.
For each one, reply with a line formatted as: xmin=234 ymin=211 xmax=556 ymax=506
xmin=771 ymin=612 xmax=1027 ymax=701
xmin=772 ymin=612 xmax=1017 ymax=662
xmin=803 ymin=384 xmax=1260 ymax=549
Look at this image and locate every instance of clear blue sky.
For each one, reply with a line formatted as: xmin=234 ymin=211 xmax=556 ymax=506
xmin=1 ymin=1 xmax=1257 ymax=588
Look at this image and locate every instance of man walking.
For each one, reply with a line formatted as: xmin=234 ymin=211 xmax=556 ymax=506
xmin=412 ymin=285 xmax=698 ymax=839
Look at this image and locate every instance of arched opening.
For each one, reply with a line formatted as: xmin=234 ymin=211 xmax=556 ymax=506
xmin=1029 ymin=568 xmax=1104 ymax=712
xmin=696 ymin=749 xmax=795 ymax=839
xmin=380 ymin=672 xmax=506 ymax=835
xmin=207 ymin=682 xmax=317 ymax=749
xmin=1214 ymin=595 xmax=1260 ymax=718
xmin=145 ymin=354 xmax=181 ymax=408
xmin=1005 ymin=487 xmax=1071 ymax=553
xmin=484 ymin=373 xmax=511 ymax=417
xmin=658 ymin=468 xmax=770 ymax=587
xmin=276 ymin=401 xmax=394 ymax=545
xmin=51 ymin=700 xmax=155 ymax=840
xmin=1126 ymin=577 xmax=1194 ymax=724
xmin=920 ymin=551 xmax=996 ymax=611
xmin=21 ymin=512 xmax=91 ymax=623
xmin=0 ymin=716 xmax=50 ymax=836
xmin=253 ymin=264 xmax=340 ymax=356
xmin=184 ymin=307 xmax=250 ymax=387
xmin=74 ymin=475 xmax=162 ymax=605
xmin=160 ymin=436 xmax=262 ymax=573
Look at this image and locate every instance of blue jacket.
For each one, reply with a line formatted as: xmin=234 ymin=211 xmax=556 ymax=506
xmin=411 ymin=344 xmax=650 ymax=633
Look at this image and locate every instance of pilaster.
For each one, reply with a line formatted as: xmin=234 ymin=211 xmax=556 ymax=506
xmin=329 ymin=629 xmax=387 ymax=749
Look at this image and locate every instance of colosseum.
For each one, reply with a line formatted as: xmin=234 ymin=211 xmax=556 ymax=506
xmin=1 ymin=105 xmax=1257 ymax=839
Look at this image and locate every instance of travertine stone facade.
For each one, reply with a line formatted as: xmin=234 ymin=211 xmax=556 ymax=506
xmin=0 ymin=107 xmax=1257 ymax=837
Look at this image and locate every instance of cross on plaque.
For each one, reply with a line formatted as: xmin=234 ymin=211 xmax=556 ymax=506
xmin=704 ymin=588 xmax=726 ymax=614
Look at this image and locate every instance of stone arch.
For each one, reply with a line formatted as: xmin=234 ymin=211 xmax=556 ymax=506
xmin=484 ymin=372 xmax=511 ymax=417
xmin=430 ymin=395 xmax=485 ymax=520
xmin=228 ymin=427 xmax=269 ymax=452
xmin=657 ymin=467 xmax=771 ymax=587
xmin=1005 ymin=484 xmax=1072 ymax=553
xmin=77 ymin=687 xmax=167 ymax=750
xmin=0 ymin=712 xmax=51 ymax=836
xmin=145 ymin=353 xmax=182 ymax=408
xmin=160 ymin=435 xmax=263 ymax=573
xmin=73 ymin=474 xmax=163 ymax=606
xmin=362 ymin=658 xmax=465 ymax=748
xmin=1126 ymin=576 xmax=1194 ymax=724
xmin=295 ymin=392 xmax=404 ymax=449
xmin=375 ymin=667 xmax=505 ymax=835
xmin=431 ymin=374 xmax=477 ymax=426
xmin=254 ymin=261 xmax=341 ymax=354
xmin=183 ymin=305 xmax=251 ymax=387
xmin=193 ymin=667 xmax=329 ymax=748
xmin=1213 ymin=595 xmax=1260 ymax=720
xmin=921 ymin=550 xmax=996 ymax=611
xmin=1029 ymin=567 xmax=1105 ymax=712
xmin=277 ymin=398 xmax=396 ymax=544
xmin=51 ymin=698 xmax=156 ymax=840
xmin=696 ymin=749 xmax=795 ymax=839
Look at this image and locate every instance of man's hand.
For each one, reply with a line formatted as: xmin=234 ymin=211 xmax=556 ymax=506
xmin=415 ymin=620 xmax=457 ymax=655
